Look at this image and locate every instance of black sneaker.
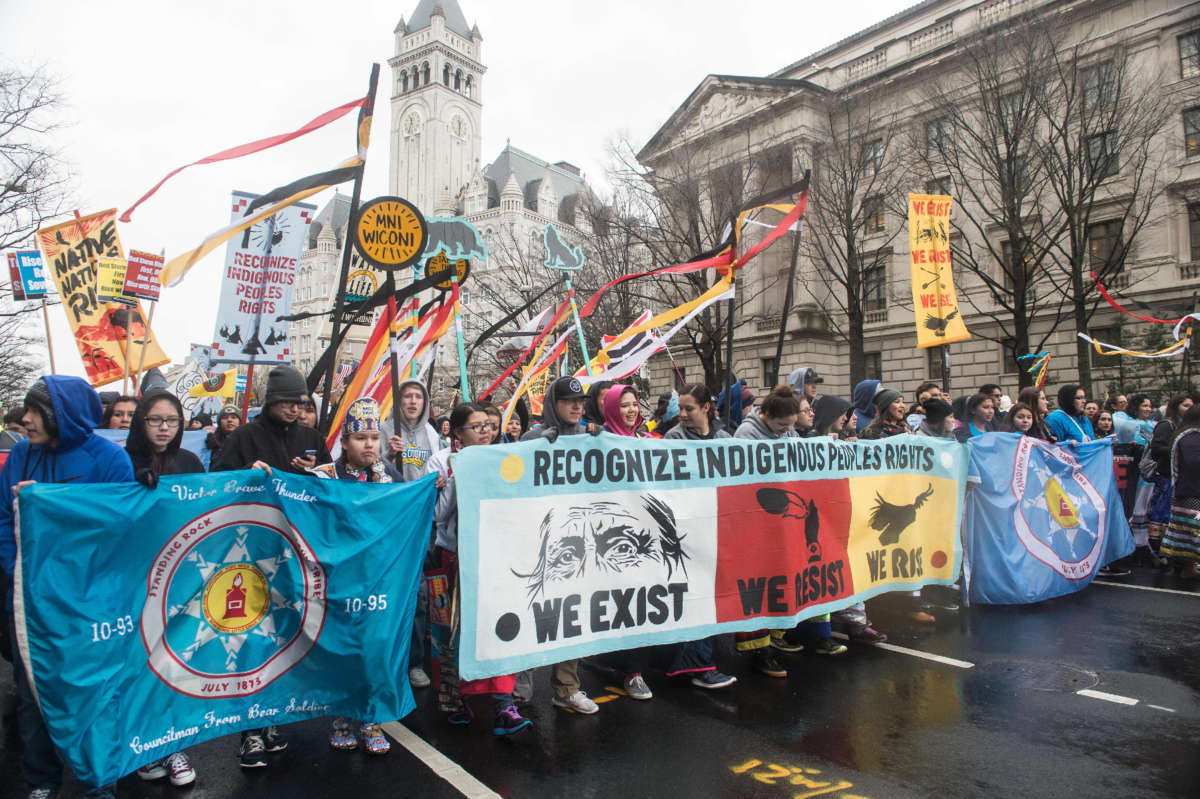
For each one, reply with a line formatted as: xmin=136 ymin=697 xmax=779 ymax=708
xmin=690 ymin=670 xmax=737 ymax=690
xmin=239 ymin=732 xmax=267 ymax=769
xmin=1098 ymin=565 xmax=1132 ymax=578
xmin=263 ymin=725 xmax=288 ymax=752
xmin=755 ymin=652 xmax=787 ymax=678
xmin=492 ymin=705 xmax=532 ymax=736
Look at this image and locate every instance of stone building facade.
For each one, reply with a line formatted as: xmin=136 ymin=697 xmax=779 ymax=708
xmin=639 ymin=0 xmax=1200 ymax=403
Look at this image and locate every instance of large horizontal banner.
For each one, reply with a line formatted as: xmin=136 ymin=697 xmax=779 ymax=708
xmin=964 ymin=434 xmax=1132 ymax=604
xmin=14 ymin=470 xmax=435 ymax=786
xmin=455 ymin=433 xmax=969 ymax=679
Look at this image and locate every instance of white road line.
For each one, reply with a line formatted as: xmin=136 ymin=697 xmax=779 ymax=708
xmin=381 ymin=721 xmax=501 ymax=799
xmin=1076 ymin=689 xmax=1139 ymax=706
xmin=831 ymin=632 xmax=974 ymax=669
xmin=1147 ymin=704 xmax=1177 ymax=713
xmin=1092 ymin=580 xmax=1198 ymax=597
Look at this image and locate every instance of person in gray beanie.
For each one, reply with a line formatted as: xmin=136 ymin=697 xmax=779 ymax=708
xmin=212 ymin=366 xmax=331 ymax=476
xmin=859 ymin=388 xmax=910 ymax=439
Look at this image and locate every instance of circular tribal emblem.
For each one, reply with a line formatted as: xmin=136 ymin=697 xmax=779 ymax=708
xmin=1010 ymin=437 xmax=1106 ymax=580
xmin=141 ymin=503 xmax=326 ymax=698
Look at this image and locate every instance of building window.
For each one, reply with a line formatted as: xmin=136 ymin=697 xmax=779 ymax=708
xmin=925 ymin=176 xmax=952 ymax=196
xmin=1087 ymin=220 xmax=1123 ymax=270
xmin=1082 ymin=61 xmax=1115 ymax=109
xmin=443 ymin=64 xmax=450 ymax=85
xmin=1185 ymin=108 xmax=1200 ymax=157
xmin=709 ymin=162 xmax=744 ymax=225
xmin=1086 ymin=131 xmax=1119 ymax=180
xmin=864 ymin=263 xmax=887 ymax=311
xmin=1000 ymin=338 xmax=1020 ymax=374
xmin=861 ymin=139 xmax=883 ymax=175
xmin=1180 ymin=30 xmax=1200 ymax=79
xmin=1091 ymin=325 xmax=1121 ymax=350
xmin=460 ymin=287 xmax=471 ymax=306
xmin=1189 ymin=203 xmax=1200 ymax=263
xmin=401 ymin=73 xmax=409 ymax=92
xmin=863 ymin=195 xmax=885 ymax=233
xmin=927 ymin=346 xmax=947 ymax=383
xmin=925 ymin=118 xmax=950 ymax=158
xmin=761 ymin=357 xmax=779 ymax=387
xmin=863 ymin=351 xmax=882 ymax=381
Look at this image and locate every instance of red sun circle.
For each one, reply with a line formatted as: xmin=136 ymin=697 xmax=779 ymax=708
xmin=931 ymin=550 xmax=948 ymax=569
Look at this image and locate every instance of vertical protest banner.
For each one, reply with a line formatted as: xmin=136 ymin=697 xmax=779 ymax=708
xmin=37 ymin=210 xmax=170 ymax=386
xmin=210 ymin=192 xmax=314 ymax=366
xmin=908 ymin=194 xmax=969 ymax=349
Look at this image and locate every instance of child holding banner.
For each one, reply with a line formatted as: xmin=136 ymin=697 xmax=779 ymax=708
xmin=427 ymin=402 xmax=532 ymax=735
xmin=311 ymin=398 xmax=401 ymax=755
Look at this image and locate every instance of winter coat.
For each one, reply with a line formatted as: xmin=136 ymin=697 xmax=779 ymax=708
xmin=812 ymin=395 xmax=852 ymax=437
xmin=664 ymin=424 xmax=731 ymax=440
xmin=521 ymin=379 xmax=588 ymax=440
xmin=0 ymin=376 xmax=135 ymax=609
xmin=1149 ymin=419 xmax=1177 ymax=479
xmin=126 ymin=392 xmax=205 ymax=477
xmin=379 ymin=378 xmax=444 ymax=481
xmin=1171 ymin=428 xmax=1200 ymax=502
xmin=211 ymin=409 xmax=331 ymax=473
xmin=734 ymin=414 xmax=796 ymax=440
xmin=852 ymin=380 xmax=881 ymax=431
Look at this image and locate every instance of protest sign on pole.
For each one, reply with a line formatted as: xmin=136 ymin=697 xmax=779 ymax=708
xmin=15 ymin=250 xmax=48 ymax=299
xmin=96 ymin=257 xmax=136 ymax=306
xmin=454 ymin=434 xmax=968 ymax=679
xmin=6 ymin=253 xmax=27 ymax=301
xmin=209 ymin=192 xmax=314 ymax=366
xmin=908 ymin=194 xmax=970 ymax=349
xmin=122 ymin=249 xmax=164 ymax=302
xmin=14 ymin=470 xmax=436 ymax=787
xmin=36 ymin=210 xmax=169 ymax=386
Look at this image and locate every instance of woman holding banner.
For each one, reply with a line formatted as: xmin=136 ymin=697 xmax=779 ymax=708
xmin=665 ymin=384 xmax=730 ymax=442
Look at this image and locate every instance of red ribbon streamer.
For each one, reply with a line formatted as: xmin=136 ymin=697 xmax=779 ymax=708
xmin=121 ymin=96 xmax=368 ymax=223
xmin=1092 ymin=271 xmax=1183 ymax=325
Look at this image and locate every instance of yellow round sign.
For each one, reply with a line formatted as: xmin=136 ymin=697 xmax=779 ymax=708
xmin=201 ymin=563 xmax=270 ymax=634
xmin=426 ymin=251 xmax=470 ymax=290
xmin=353 ymin=196 xmax=427 ymax=270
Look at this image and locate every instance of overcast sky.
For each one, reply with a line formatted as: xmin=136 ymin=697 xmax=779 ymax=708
xmin=1 ymin=0 xmax=913 ymax=383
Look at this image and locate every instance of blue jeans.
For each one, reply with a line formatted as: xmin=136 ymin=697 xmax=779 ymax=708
xmin=9 ymin=615 xmax=115 ymax=797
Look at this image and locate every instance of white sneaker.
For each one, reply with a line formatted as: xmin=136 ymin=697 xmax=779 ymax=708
xmin=28 ymin=789 xmax=54 ymax=799
xmin=409 ymin=667 xmax=431 ymax=688
xmin=623 ymin=675 xmax=653 ymax=700
xmin=552 ymin=690 xmax=599 ymax=714
xmin=165 ymin=751 xmax=196 ymax=787
xmin=136 ymin=758 xmax=167 ymax=780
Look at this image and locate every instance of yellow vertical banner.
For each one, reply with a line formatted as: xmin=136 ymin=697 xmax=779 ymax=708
xmin=908 ymin=194 xmax=969 ymax=348
xmin=37 ymin=209 xmax=170 ymax=387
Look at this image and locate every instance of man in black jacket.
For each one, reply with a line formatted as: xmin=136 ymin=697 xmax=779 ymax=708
xmin=209 ymin=365 xmax=330 ymax=768
xmin=212 ymin=366 xmax=331 ymax=474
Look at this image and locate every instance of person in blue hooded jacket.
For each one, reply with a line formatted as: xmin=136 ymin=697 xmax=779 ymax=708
xmin=1 ymin=376 xmax=133 ymax=799
xmin=852 ymin=379 xmax=881 ymax=432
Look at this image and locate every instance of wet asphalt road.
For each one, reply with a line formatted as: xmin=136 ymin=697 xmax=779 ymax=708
xmin=3 ymin=565 xmax=1198 ymax=799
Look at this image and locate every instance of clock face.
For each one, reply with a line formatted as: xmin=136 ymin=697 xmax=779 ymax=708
xmin=249 ymin=215 xmax=290 ymax=250
xmin=451 ymin=115 xmax=467 ymax=139
xmin=404 ymin=112 xmax=422 ymax=136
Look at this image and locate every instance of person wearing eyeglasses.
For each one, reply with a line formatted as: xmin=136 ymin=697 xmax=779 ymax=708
xmin=211 ymin=365 xmax=331 ymax=477
xmin=123 ymin=389 xmax=202 ymax=787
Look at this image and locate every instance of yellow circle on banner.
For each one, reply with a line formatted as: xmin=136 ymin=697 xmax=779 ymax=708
xmin=201 ymin=563 xmax=270 ymax=634
xmin=353 ymin=196 xmax=427 ymax=270
xmin=426 ymin=251 xmax=470 ymax=290
xmin=500 ymin=454 xmax=525 ymax=483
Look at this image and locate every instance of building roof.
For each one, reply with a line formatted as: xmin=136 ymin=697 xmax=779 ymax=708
xmin=306 ymin=191 xmax=352 ymax=249
xmin=407 ymin=0 xmax=474 ymax=39
xmin=482 ymin=143 xmax=584 ymax=211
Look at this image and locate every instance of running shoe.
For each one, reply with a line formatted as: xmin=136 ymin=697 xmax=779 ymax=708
xmin=690 ymin=670 xmax=737 ymax=690
xmin=329 ymin=717 xmax=358 ymax=750
xmin=552 ymin=690 xmax=599 ymax=714
xmin=623 ymin=674 xmax=653 ymax=700
xmin=409 ymin=667 xmax=431 ymax=688
xmin=812 ymin=638 xmax=848 ymax=656
xmin=770 ymin=634 xmax=805 ymax=654
xmin=263 ymin=725 xmax=288 ymax=752
xmin=447 ymin=704 xmax=474 ymax=726
xmin=164 ymin=752 xmax=196 ymax=787
xmin=755 ymin=652 xmax=788 ymax=678
xmin=239 ymin=732 xmax=267 ymax=769
xmin=135 ymin=759 xmax=167 ymax=780
xmin=849 ymin=626 xmax=887 ymax=643
xmin=492 ymin=705 xmax=532 ymax=736
xmin=360 ymin=722 xmax=391 ymax=754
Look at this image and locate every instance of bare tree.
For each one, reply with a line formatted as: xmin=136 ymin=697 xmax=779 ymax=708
xmin=1 ymin=66 xmax=70 ymax=251
xmin=1034 ymin=29 xmax=1179 ymax=390
xmin=607 ymin=132 xmax=795 ymax=391
xmin=0 ymin=297 xmax=45 ymax=410
xmin=802 ymin=90 xmax=908 ymax=386
xmin=915 ymin=14 xmax=1067 ymax=387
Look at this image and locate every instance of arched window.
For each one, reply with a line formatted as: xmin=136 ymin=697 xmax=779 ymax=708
xmin=422 ymin=62 xmax=430 ymax=85
xmin=401 ymin=72 xmax=408 ymax=93
xmin=411 ymin=65 xmax=419 ymax=88
xmin=443 ymin=64 xmax=450 ymax=85
xmin=464 ymin=76 xmax=472 ymax=98
xmin=454 ymin=69 xmax=462 ymax=90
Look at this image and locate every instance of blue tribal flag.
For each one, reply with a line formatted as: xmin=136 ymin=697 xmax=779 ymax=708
xmin=14 ymin=469 xmax=435 ymax=786
xmin=964 ymin=434 xmax=1133 ymax=604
